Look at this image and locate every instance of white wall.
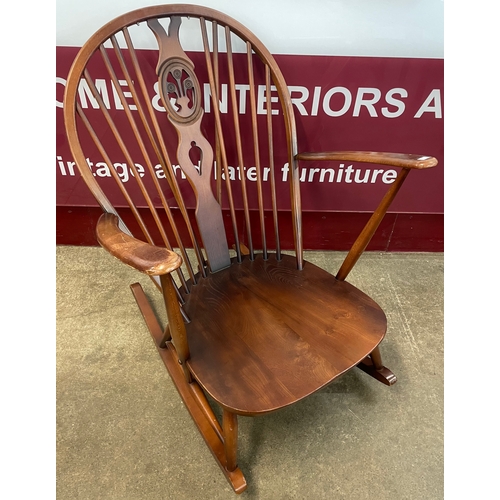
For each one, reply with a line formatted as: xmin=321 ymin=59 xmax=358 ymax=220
xmin=56 ymin=0 xmax=444 ymax=58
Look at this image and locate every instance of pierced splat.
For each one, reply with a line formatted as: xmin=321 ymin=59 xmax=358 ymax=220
xmin=172 ymin=112 xmax=230 ymax=272
xmin=162 ymin=64 xmax=200 ymax=122
xmin=148 ymin=16 xmax=230 ymax=272
xmin=148 ymin=17 xmax=202 ymax=126
xmin=188 ymin=141 xmax=203 ymax=176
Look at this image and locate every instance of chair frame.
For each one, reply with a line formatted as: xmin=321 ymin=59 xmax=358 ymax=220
xmin=63 ymin=4 xmax=437 ymax=494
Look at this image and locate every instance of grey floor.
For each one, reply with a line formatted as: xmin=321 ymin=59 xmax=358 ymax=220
xmin=57 ymin=246 xmax=443 ymax=499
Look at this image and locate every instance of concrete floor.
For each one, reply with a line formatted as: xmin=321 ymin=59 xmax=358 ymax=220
xmin=56 ymin=246 xmax=443 ymax=499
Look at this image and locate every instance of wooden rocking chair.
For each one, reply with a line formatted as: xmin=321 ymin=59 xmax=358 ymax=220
xmin=63 ymin=4 xmax=437 ymax=494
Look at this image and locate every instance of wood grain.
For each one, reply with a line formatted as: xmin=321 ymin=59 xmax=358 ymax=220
xmin=296 ymin=151 xmax=438 ymax=169
xmin=62 ymin=5 xmax=440 ymax=493
xmin=96 ymin=213 xmax=182 ymax=276
xmin=184 ymin=254 xmax=386 ymax=415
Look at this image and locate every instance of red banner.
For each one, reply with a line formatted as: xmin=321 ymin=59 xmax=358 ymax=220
xmin=56 ymin=46 xmax=443 ymax=214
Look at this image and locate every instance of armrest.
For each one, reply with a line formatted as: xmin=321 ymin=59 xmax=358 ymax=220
xmin=295 ymin=150 xmax=437 ymax=281
xmin=96 ymin=213 xmax=182 ymax=276
xmin=296 ymin=151 xmax=438 ymax=170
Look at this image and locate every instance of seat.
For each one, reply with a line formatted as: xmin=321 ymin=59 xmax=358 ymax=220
xmin=63 ymin=4 xmax=437 ymax=494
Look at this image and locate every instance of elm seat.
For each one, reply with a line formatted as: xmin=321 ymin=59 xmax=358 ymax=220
xmin=63 ymin=3 xmax=437 ymax=494
xmin=184 ymin=254 xmax=386 ymax=415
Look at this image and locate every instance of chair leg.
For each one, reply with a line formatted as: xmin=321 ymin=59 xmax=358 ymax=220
xmin=356 ymin=345 xmax=397 ymax=386
xmin=223 ymin=410 xmax=238 ymax=472
xmin=130 ymin=282 xmax=248 ymax=494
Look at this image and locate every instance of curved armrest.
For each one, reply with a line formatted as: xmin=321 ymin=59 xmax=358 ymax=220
xmin=96 ymin=213 xmax=182 ymax=276
xmin=296 ymin=151 xmax=437 ymax=170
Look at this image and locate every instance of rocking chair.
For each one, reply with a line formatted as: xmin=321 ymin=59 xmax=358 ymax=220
xmin=63 ymin=4 xmax=437 ymax=493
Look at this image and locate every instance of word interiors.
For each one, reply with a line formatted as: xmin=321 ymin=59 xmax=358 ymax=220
xmin=57 ymin=157 xmax=398 ymax=185
xmin=56 ymin=78 xmax=443 ymax=119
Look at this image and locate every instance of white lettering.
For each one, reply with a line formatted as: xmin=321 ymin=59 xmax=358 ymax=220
xmin=203 ymin=83 xmax=228 ymax=113
xmin=323 ymin=87 xmax=351 ymax=117
xmin=354 ymin=169 xmax=370 ymax=183
xmin=382 ymin=88 xmax=407 ymax=118
xmin=282 ymin=163 xmax=289 ymax=182
xmin=344 ymin=165 xmax=355 ymax=183
xmin=130 ymin=163 xmax=145 ymax=178
xmin=308 ymin=168 xmax=320 ymax=182
xmin=152 ymin=82 xmax=165 ymax=112
xmin=247 ymin=166 xmax=257 ymax=181
xmin=78 ymin=78 xmax=110 ymax=109
xmin=112 ymin=80 xmax=137 ymax=110
xmin=353 ymin=88 xmax=381 ymax=117
xmin=371 ymin=169 xmax=384 ymax=182
xmin=257 ymin=85 xmax=279 ymax=115
xmin=288 ymin=86 xmax=309 ymax=116
xmin=155 ymin=164 xmax=166 ymax=179
xmin=319 ymin=168 xmax=335 ymax=182
xmin=113 ymin=163 xmax=129 ymax=183
xmin=95 ymin=162 xmax=111 ymax=178
xmin=382 ymin=170 xmax=397 ymax=183
xmin=311 ymin=86 xmax=322 ymax=116
xmin=56 ymin=155 xmax=399 ymax=187
xmin=56 ymin=77 xmax=66 ymax=108
xmin=414 ymin=89 xmax=442 ymax=118
xmin=235 ymin=84 xmax=250 ymax=114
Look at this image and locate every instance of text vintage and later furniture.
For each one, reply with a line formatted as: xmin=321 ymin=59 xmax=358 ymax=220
xmin=63 ymin=5 xmax=437 ymax=493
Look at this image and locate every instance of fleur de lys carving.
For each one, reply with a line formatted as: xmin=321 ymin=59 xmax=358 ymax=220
xmin=164 ymin=64 xmax=198 ymax=119
xmin=148 ymin=17 xmax=202 ymax=124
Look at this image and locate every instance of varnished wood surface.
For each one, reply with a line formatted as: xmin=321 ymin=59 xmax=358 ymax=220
xmin=336 ymin=168 xmax=410 ymax=281
xmin=61 ymin=5 xmax=440 ymax=492
xmin=131 ymin=281 xmax=247 ymax=493
xmin=183 ymin=254 xmax=387 ymax=415
xmin=149 ymin=16 xmax=231 ymax=272
xmin=96 ymin=213 xmax=182 ymax=276
xmin=296 ymin=151 xmax=438 ymax=169
xmin=63 ymin=4 xmax=303 ymax=275
xmin=222 ymin=410 xmax=238 ymax=472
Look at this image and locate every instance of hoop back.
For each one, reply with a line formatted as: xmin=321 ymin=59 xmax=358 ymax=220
xmin=63 ymin=5 xmax=303 ymax=288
